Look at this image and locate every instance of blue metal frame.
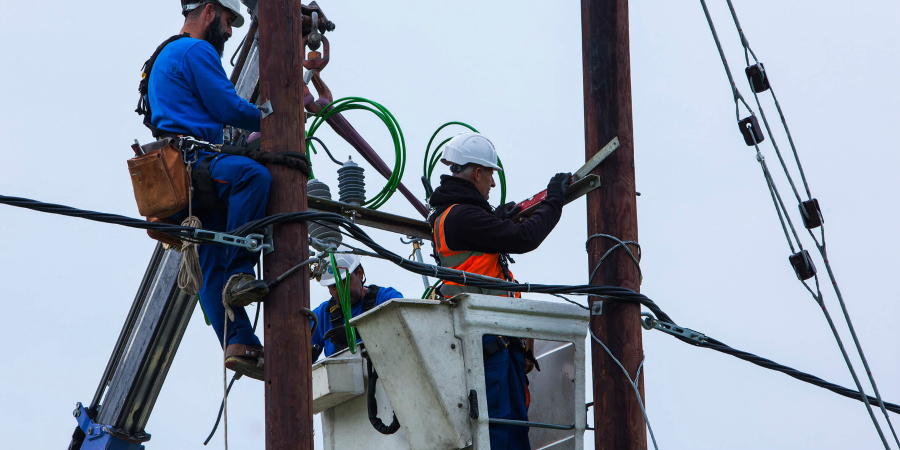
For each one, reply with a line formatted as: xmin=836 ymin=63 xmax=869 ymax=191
xmin=73 ymin=403 xmax=147 ymax=450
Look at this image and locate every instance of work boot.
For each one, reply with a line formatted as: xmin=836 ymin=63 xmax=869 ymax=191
xmin=223 ymin=273 xmax=269 ymax=307
xmin=224 ymin=343 xmax=264 ymax=381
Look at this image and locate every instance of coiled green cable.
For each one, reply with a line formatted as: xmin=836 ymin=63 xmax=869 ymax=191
xmin=424 ymin=122 xmax=507 ymax=205
xmin=306 ymin=97 xmax=407 ymax=210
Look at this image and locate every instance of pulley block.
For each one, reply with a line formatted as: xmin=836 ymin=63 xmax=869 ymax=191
xmin=738 ymin=115 xmax=765 ymax=146
xmin=745 ymin=63 xmax=770 ymax=93
xmin=799 ymin=198 xmax=823 ymax=230
xmin=789 ymin=250 xmax=817 ymax=281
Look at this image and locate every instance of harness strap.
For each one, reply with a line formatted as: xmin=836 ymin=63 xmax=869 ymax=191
xmin=137 ymin=33 xmax=191 ymax=138
xmin=193 ymin=154 xmax=226 ymax=212
xmin=218 ymin=143 xmax=312 ymax=178
xmin=326 ymin=285 xmax=381 ymax=353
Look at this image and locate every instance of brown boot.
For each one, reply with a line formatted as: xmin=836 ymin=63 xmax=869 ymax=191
xmin=223 ymin=273 xmax=269 ymax=307
xmin=224 ymin=343 xmax=264 ymax=381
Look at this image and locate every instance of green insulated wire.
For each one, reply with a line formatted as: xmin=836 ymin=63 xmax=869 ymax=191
xmin=329 ymin=252 xmax=358 ymax=353
xmin=424 ymin=121 xmax=507 ymax=205
xmin=306 ymin=97 xmax=406 ymax=210
xmin=421 ymin=279 xmax=442 ymax=299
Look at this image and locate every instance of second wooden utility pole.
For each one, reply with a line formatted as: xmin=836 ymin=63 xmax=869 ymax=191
xmin=581 ymin=0 xmax=647 ymax=449
xmin=259 ymin=1 xmax=314 ymax=449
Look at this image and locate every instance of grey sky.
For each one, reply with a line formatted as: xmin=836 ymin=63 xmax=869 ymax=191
xmin=0 ymin=1 xmax=897 ymax=449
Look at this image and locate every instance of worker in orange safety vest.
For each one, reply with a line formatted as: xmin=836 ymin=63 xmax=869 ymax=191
xmin=428 ymin=132 xmax=571 ymax=450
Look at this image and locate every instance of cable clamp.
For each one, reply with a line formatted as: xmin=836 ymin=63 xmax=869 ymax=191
xmin=640 ymin=313 xmax=707 ymax=344
xmin=193 ymin=230 xmax=272 ymax=253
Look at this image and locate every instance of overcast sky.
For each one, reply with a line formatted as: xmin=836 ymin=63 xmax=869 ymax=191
xmin=1 ymin=1 xmax=898 ymax=449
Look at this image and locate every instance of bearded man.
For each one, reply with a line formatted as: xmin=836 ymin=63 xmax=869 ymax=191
xmin=145 ymin=1 xmax=270 ymax=380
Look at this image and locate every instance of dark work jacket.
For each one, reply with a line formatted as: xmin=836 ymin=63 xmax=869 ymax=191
xmin=427 ymin=175 xmax=564 ymax=255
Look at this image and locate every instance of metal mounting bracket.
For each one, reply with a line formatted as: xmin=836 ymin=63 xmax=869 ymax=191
xmin=259 ymin=100 xmax=274 ymax=119
xmin=193 ymin=230 xmax=271 ymax=253
xmin=263 ymin=225 xmax=275 ymax=255
xmin=591 ymin=301 xmax=603 ymax=316
xmin=641 ymin=313 xmax=707 ymax=344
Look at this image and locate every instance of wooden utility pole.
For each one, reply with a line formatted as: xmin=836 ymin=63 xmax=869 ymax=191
xmin=581 ymin=1 xmax=646 ymax=449
xmin=259 ymin=1 xmax=313 ymax=449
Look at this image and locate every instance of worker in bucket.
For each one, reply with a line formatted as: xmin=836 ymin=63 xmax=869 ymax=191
xmin=310 ymin=251 xmax=404 ymax=361
xmin=139 ymin=1 xmax=270 ymax=380
xmin=428 ymin=132 xmax=571 ymax=449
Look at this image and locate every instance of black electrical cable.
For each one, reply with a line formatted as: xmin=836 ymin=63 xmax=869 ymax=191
xmin=229 ymin=31 xmax=248 ymax=67
xmin=2 ymin=195 xmax=898 ymax=420
xmin=698 ymin=337 xmax=900 ymax=415
xmin=364 ymin=352 xmax=401 ymax=435
xmin=0 ymin=195 xmax=197 ymax=241
xmin=307 ymin=136 xmax=343 ymax=166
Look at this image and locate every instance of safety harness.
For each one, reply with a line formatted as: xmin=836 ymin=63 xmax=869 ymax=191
xmin=136 ymin=33 xmax=191 ymax=139
xmin=136 ymin=35 xmax=312 ymax=214
xmin=324 ymin=285 xmax=381 ymax=354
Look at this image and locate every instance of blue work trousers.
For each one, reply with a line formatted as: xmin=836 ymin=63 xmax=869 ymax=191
xmin=176 ymin=151 xmax=272 ymax=348
xmin=484 ymin=337 xmax=531 ymax=450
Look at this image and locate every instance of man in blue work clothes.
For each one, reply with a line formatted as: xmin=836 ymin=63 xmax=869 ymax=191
xmin=310 ymin=252 xmax=404 ymax=360
xmin=428 ymin=132 xmax=570 ymax=449
xmin=147 ymin=1 xmax=270 ymax=379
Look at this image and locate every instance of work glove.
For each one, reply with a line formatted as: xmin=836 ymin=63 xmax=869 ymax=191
xmin=494 ymin=201 xmax=522 ymax=221
xmin=546 ymin=172 xmax=572 ymax=200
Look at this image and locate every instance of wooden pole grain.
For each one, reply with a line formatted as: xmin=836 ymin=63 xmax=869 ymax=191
xmin=581 ymin=0 xmax=647 ymax=448
xmin=259 ymin=1 xmax=313 ymax=448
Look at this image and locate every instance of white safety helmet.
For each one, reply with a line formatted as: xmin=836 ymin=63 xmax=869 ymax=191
xmin=319 ymin=251 xmax=362 ymax=287
xmin=182 ymin=0 xmax=246 ymax=28
xmin=441 ymin=132 xmax=503 ymax=172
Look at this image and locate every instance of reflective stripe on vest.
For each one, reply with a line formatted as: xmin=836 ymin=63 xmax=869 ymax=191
xmin=433 ymin=204 xmax=506 ymax=287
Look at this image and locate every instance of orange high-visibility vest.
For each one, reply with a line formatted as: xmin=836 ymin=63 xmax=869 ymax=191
xmin=432 ymin=205 xmax=519 ymax=297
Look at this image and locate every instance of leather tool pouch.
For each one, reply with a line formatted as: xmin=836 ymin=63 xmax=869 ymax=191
xmin=128 ymin=138 xmax=190 ymax=218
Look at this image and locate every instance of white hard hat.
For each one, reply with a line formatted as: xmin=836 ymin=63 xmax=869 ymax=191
xmin=182 ymin=0 xmax=246 ymax=28
xmin=440 ymin=132 xmax=503 ymax=171
xmin=320 ymin=251 xmax=362 ymax=287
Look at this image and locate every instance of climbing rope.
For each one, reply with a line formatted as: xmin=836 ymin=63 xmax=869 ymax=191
xmin=221 ymin=312 xmax=230 ymax=450
xmin=177 ymin=168 xmax=204 ymax=296
xmin=424 ymin=121 xmax=508 ymax=205
xmin=177 ymin=216 xmax=204 ymax=296
xmin=699 ymin=1 xmax=898 ymax=446
xmin=306 ymin=97 xmax=406 ymax=210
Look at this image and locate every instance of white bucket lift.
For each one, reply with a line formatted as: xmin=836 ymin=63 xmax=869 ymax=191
xmin=311 ymin=294 xmax=589 ymax=450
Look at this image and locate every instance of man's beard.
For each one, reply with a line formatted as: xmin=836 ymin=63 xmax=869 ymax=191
xmin=204 ymin=12 xmax=229 ymax=57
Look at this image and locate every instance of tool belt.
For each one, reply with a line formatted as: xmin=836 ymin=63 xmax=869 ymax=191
xmin=128 ymin=138 xmax=190 ymax=218
xmin=134 ymin=135 xmax=312 ymax=246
